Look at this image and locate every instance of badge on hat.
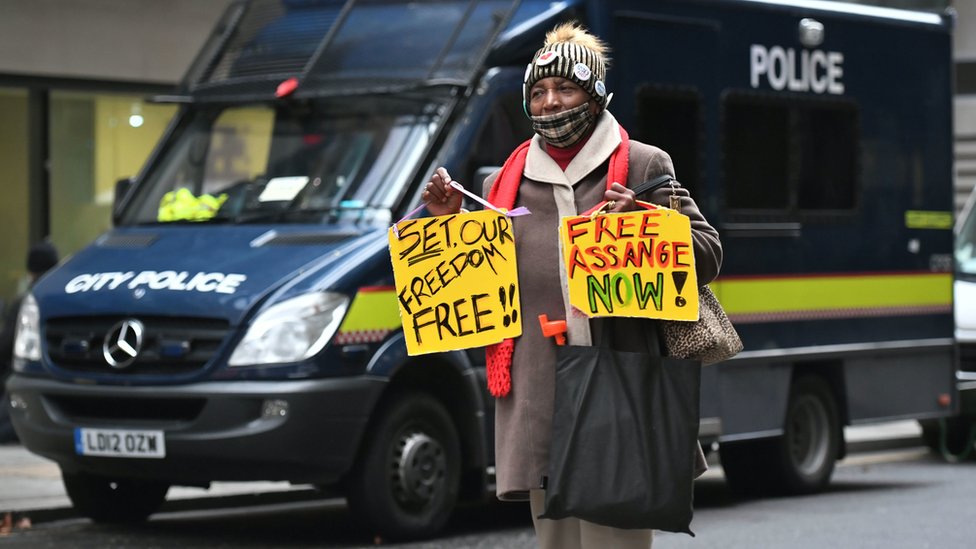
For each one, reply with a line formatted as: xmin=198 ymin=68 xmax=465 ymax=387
xmin=536 ymin=51 xmax=558 ymax=66
xmin=573 ymin=63 xmax=592 ymax=81
xmin=594 ymin=80 xmax=606 ymax=97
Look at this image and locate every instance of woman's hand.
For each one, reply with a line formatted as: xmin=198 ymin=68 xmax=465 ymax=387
xmin=603 ymin=182 xmax=637 ymax=212
xmin=423 ymin=167 xmax=463 ymax=217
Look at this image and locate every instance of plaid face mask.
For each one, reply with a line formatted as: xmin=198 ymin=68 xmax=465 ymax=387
xmin=531 ymin=102 xmax=594 ymax=148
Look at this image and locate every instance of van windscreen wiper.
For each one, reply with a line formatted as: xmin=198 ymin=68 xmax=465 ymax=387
xmin=231 ymin=204 xmax=382 ymax=225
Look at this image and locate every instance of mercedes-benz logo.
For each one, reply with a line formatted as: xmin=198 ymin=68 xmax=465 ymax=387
xmin=103 ymin=319 xmax=145 ymax=369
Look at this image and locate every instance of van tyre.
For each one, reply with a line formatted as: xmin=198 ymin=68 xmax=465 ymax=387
xmin=347 ymin=393 xmax=460 ymax=540
xmin=721 ymin=376 xmax=840 ymax=496
xmin=62 ymin=470 xmax=169 ymax=523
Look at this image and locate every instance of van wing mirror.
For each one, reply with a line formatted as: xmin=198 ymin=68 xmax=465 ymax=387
xmin=112 ymin=177 xmax=134 ymax=226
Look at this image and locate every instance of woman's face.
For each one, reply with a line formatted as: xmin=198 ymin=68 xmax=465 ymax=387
xmin=528 ymin=76 xmax=594 ymax=117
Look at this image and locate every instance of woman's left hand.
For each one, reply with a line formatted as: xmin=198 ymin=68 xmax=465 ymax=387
xmin=603 ymin=182 xmax=637 ymax=212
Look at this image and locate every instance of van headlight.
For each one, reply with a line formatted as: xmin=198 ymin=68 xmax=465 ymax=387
xmin=228 ymin=292 xmax=349 ymax=366
xmin=13 ymin=293 xmax=41 ymax=364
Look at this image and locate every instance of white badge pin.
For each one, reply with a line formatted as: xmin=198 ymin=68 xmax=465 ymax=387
xmin=594 ymin=80 xmax=606 ymax=97
xmin=573 ymin=63 xmax=592 ymax=81
xmin=523 ymin=63 xmax=532 ymax=83
xmin=536 ymin=51 xmax=558 ymax=66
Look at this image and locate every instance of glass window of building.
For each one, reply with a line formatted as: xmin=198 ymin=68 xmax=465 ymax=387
xmin=0 ymin=88 xmax=30 ymax=306
xmin=49 ymin=92 xmax=177 ymax=255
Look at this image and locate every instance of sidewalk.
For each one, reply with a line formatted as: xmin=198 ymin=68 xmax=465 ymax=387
xmin=0 ymin=421 xmax=925 ymax=524
xmin=0 ymin=443 xmax=322 ymax=523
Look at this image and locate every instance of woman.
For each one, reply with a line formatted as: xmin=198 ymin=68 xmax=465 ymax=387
xmin=424 ymin=22 xmax=722 ymax=549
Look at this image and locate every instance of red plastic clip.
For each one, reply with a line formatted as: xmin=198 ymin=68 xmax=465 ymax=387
xmin=539 ymin=314 xmax=567 ymax=346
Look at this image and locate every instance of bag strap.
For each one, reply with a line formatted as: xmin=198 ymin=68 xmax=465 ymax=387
xmin=633 ymin=174 xmax=682 ymax=210
xmin=582 ymin=198 xmax=660 ymax=217
xmin=631 ymin=174 xmax=675 ymax=197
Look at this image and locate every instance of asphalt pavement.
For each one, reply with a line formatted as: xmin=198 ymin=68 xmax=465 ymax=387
xmin=0 ymin=421 xmax=927 ymax=527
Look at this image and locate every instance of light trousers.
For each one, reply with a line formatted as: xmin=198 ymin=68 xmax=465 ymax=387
xmin=528 ymin=489 xmax=653 ymax=549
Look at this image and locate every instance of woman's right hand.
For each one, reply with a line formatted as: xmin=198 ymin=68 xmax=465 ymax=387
xmin=423 ymin=167 xmax=463 ymax=217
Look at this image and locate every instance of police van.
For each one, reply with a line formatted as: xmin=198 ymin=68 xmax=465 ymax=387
xmin=6 ymin=0 xmax=957 ymax=539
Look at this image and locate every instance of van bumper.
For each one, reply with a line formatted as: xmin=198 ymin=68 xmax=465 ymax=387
xmin=6 ymin=373 xmax=386 ymax=485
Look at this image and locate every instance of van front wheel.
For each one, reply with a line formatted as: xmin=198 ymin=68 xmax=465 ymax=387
xmin=62 ymin=470 xmax=169 ymax=522
xmin=347 ymin=393 xmax=461 ymax=541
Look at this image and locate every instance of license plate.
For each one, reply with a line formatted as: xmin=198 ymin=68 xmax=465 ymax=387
xmin=74 ymin=428 xmax=166 ymax=459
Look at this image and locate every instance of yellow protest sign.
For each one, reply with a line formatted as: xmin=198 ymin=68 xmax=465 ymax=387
xmin=389 ymin=210 xmax=522 ymax=355
xmin=559 ymin=206 xmax=698 ymax=320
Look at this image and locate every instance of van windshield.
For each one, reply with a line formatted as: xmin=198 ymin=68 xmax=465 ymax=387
xmin=121 ymin=96 xmax=442 ymax=225
xmin=959 ymin=203 xmax=976 ymax=278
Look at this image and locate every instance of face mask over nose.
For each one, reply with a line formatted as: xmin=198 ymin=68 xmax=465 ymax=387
xmin=530 ymin=102 xmax=595 ymax=148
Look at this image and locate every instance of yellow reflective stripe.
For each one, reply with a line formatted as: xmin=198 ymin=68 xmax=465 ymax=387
xmin=905 ymin=210 xmax=953 ymax=229
xmin=337 ymin=275 xmax=952 ymax=333
xmin=339 ymin=287 xmax=401 ymax=332
xmin=711 ymin=272 xmax=952 ymax=316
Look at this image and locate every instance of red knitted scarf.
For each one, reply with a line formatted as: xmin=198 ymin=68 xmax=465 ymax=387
xmin=484 ymin=126 xmax=630 ymax=397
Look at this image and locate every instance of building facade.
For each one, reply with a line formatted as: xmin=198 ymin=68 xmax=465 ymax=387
xmin=952 ymin=0 xmax=976 ymax=213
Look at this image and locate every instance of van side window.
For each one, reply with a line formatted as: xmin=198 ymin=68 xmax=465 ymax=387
xmin=723 ymin=92 xmax=859 ymax=218
xmin=462 ymin=91 xmax=533 ymax=195
xmin=634 ymin=86 xmax=703 ymax=196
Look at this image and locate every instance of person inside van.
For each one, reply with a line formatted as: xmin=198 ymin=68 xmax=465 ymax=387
xmin=423 ymin=22 xmax=721 ymax=549
xmin=0 ymin=241 xmax=59 ymax=443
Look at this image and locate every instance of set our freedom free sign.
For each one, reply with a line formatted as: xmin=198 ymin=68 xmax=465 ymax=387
xmin=559 ymin=204 xmax=699 ymax=320
xmin=389 ymin=210 xmax=522 ymax=355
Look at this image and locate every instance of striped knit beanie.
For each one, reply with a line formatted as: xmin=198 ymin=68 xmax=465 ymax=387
xmin=523 ymin=22 xmax=611 ymax=112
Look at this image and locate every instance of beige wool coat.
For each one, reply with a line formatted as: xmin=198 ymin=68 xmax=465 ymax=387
xmin=482 ymin=111 xmax=722 ymax=501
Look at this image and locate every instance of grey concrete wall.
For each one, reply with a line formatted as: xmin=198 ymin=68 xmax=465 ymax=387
xmin=955 ymin=1 xmax=976 ymax=213
xmin=955 ymin=0 xmax=976 ymax=61
xmin=0 ymin=0 xmax=233 ymax=84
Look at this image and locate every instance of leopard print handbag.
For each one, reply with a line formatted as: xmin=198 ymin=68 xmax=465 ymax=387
xmin=661 ymin=285 xmax=743 ymax=365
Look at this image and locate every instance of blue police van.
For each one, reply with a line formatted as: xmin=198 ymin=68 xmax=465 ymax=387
xmin=6 ymin=0 xmax=958 ymax=539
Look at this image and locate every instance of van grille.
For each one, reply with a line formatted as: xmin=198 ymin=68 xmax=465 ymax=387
xmin=46 ymin=395 xmax=206 ymax=423
xmin=46 ymin=316 xmax=230 ymax=376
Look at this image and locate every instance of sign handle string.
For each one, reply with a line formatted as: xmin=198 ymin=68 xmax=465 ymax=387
xmin=392 ymin=181 xmax=531 ymax=238
xmin=448 ymin=181 xmax=532 ymax=218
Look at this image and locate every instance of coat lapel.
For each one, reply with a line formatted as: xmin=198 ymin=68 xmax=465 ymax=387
xmin=565 ymin=113 xmax=621 ymax=185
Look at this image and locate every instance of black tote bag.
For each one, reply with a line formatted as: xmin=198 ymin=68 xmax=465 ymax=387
xmin=539 ymin=321 xmax=701 ymax=534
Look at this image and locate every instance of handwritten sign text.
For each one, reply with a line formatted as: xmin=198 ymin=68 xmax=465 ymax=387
xmin=389 ymin=210 xmax=522 ymax=355
xmin=559 ymin=207 xmax=699 ymax=320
